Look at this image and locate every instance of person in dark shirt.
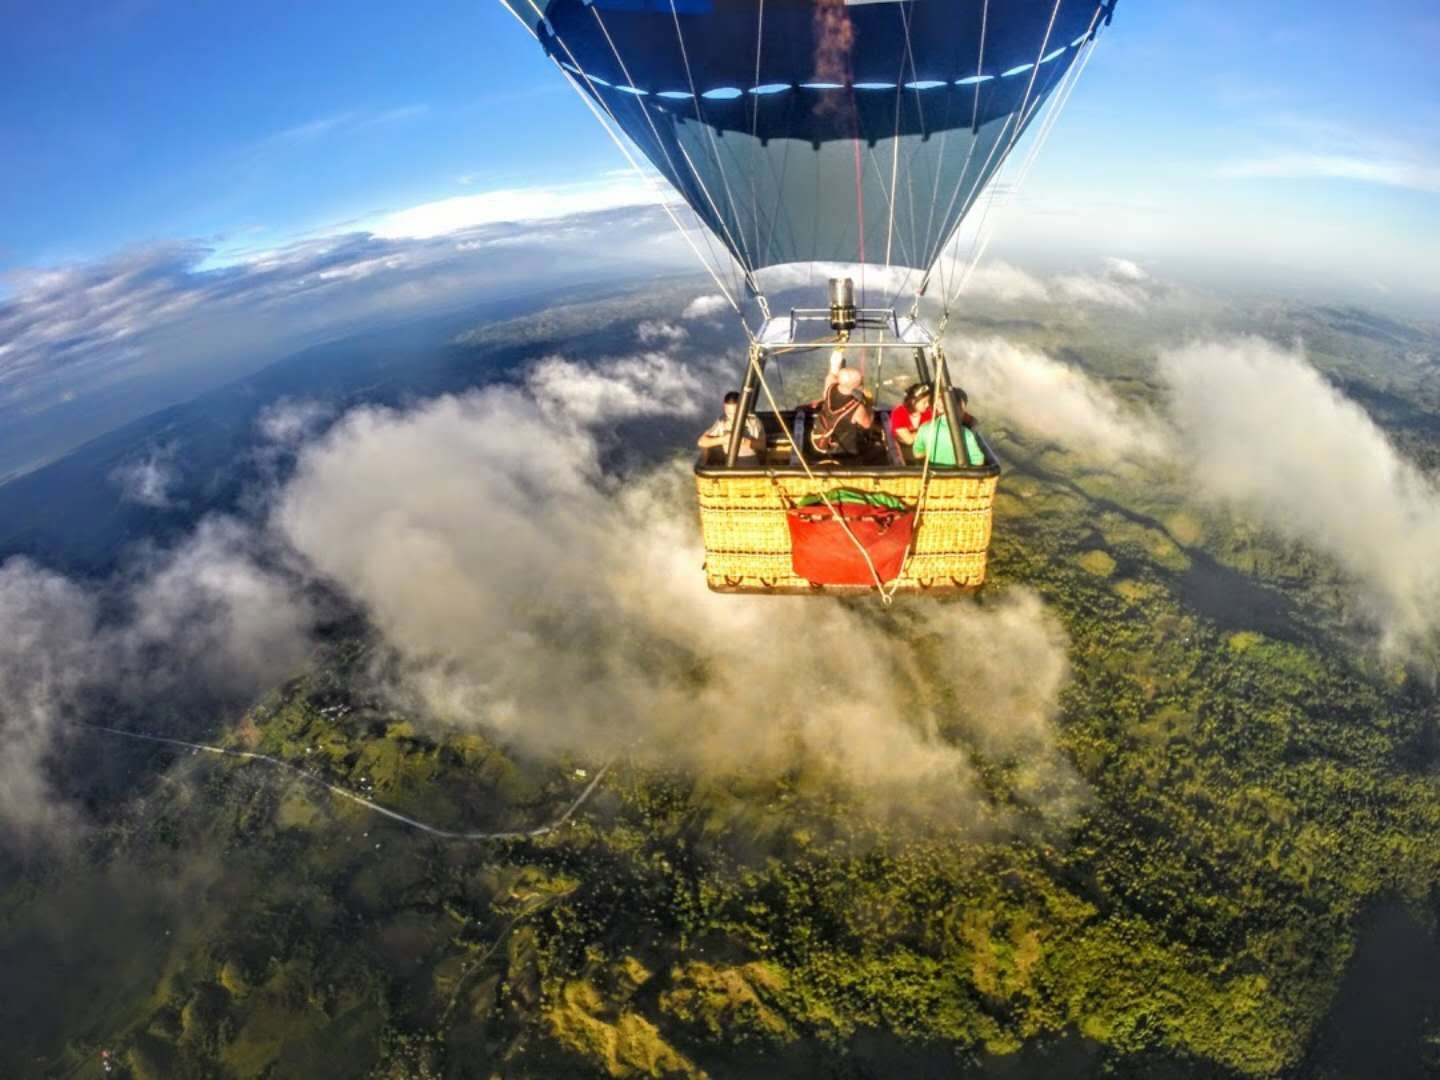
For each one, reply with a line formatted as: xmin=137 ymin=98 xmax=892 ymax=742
xmin=811 ymin=365 xmax=875 ymax=460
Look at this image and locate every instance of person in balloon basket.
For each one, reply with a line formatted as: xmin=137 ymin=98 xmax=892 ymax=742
xmin=889 ymin=381 xmax=934 ymax=464
xmin=911 ymin=385 xmax=985 ymax=467
xmin=810 ymin=355 xmax=884 ymax=463
xmin=698 ymin=391 xmax=765 ymax=467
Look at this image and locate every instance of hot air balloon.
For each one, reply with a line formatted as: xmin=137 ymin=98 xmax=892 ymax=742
xmin=501 ymin=0 xmax=1117 ymax=595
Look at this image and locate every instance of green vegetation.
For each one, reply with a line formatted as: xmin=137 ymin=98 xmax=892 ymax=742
xmin=3 ymin=299 xmax=1438 ymax=1078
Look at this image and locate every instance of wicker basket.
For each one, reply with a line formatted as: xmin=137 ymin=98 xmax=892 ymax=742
xmin=695 ymin=467 xmax=998 ymax=594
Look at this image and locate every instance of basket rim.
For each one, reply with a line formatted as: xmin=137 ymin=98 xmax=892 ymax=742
xmin=695 ymin=461 xmax=1000 ymax=481
xmin=704 ymin=581 xmax=981 ymax=596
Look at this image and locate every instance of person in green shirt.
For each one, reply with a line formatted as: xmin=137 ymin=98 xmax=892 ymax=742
xmin=911 ymin=386 xmax=985 ymax=467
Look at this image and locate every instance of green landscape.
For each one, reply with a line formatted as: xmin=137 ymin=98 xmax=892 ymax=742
xmin=2 ymin=291 xmax=1438 ymax=1079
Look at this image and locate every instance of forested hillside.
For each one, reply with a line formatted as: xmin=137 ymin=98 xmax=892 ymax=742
xmin=3 ymin=294 xmax=1438 ymax=1079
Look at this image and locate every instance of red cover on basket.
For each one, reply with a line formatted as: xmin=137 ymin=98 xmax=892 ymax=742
xmin=787 ymin=502 xmax=915 ymax=586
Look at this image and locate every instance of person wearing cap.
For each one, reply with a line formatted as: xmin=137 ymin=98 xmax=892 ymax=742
xmin=697 ymin=391 xmax=765 ymax=466
xmin=912 ymin=386 xmax=985 ymax=467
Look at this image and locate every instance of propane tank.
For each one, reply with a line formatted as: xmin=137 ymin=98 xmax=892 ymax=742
xmin=827 ymin=277 xmax=857 ymax=333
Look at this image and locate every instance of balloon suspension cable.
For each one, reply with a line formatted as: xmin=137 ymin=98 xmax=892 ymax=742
xmin=955 ymin=19 xmax=1104 ymax=308
xmin=883 ymin=5 xmax=907 ymax=274
xmin=921 ymin=107 xmax=1016 ymax=319
xmin=932 ymin=1 xmax=1109 ymax=336
xmin=851 ymin=139 xmax=867 ymax=309
xmin=518 ymin=0 xmax=755 ymax=338
xmin=937 ymin=34 xmax=1103 ymax=336
xmin=746 ymin=0 xmax=776 ymax=270
xmin=589 ymin=0 xmax=762 ymax=309
xmin=915 ymin=0 xmax=1076 ymax=323
xmin=880 ymin=0 xmax=928 ymax=309
xmin=929 ymin=0 xmax=1065 ymax=326
xmin=672 ymin=138 xmax=768 ymax=300
xmin=551 ymin=69 xmax=752 ymax=336
xmin=666 ymin=0 xmax=765 ymax=282
xmin=909 ymin=0 xmax=989 ymax=321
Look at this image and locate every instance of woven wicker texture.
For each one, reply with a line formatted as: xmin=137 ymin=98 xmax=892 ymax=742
xmin=695 ymin=471 xmax=998 ymax=593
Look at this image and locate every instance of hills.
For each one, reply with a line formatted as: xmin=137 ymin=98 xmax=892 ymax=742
xmin=1 ymin=279 xmax=1439 ymax=1078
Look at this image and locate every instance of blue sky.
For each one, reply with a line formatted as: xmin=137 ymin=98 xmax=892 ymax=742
xmin=1 ymin=0 xmax=1438 ymax=478
xmin=1010 ymin=0 xmax=1440 ymax=286
xmin=2 ymin=0 xmax=1436 ymax=281
xmin=1 ymin=0 xmax=601 ymax=269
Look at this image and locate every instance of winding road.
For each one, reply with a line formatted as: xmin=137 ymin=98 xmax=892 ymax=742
xmin=82 ymin=723 xmax=612 ymax=841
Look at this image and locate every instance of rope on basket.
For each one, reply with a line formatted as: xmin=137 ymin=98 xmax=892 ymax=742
xmin=746 ymin=350 xmax=932 ymax=605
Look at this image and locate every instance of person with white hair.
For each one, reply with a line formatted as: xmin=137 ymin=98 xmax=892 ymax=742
xmin=810 ymin=357 xmax=875 ymax=460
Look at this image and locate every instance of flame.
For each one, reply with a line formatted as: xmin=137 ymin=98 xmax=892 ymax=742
xmin=811 ymin=0 xmax=855 ymax=121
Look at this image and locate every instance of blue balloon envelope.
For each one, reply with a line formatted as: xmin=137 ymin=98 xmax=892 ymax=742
xmin=501 ymin=0 xmax=1115 ymax=272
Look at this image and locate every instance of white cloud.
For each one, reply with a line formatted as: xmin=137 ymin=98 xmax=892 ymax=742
xmin=527 ymin=351 xmax=705 ymax=427
xmin=683 ymin=293 xmax=729 ymax=319
xmin=636 ymin=319 xmax=687 ymax=345
xmin=275 ymin=370 xmax=1082 ymax=822
xmin=260 ymin=104 xmax=429 ymax=149
xmin=0 ymin=562 xmax=96 ymax=835
xmin=956 ymin=260 xmax=1050 ymax=304
xmin=1052 ymin=273 xmax=1147 ymax=312
xmin=111 ymin=442 xmax=181 ymax=508
xmin=0 ymin=332 xmax=1090 ymax=836
xmin=949 ymin=257 xmax=1165 ymax=312
xmin=0 ymin=518 xmax=320 ymax=837
xmin=1053 ymin=256 xmax=1166 ymax=312
xmin=948 ymin=336 xmax=1169 ymax=462
xmin=123 ymin=517 xmax=320 ymax=696
xmin=1159 ymin=337 xmax=1440 ymax=654
xmin=371 ymin=104 xmax=429 ymax=126
xmin=0 ymin=202 xmax=688 ymax=477
xmin=1101 ymin=256 xmax=1149 ymax=283
xmin=755 ymin=262 xmax=921 ymax=298
xmin=368 ymin=178 xmax=661 ymax=240
xmin=0 ymin=243 xmax=209 ymax=410
xmin=256 ymin=398 xmax=334 ymax=447
xmin=1217 ymin=153 xmax=1440 ymax=194
xmin=246 ymin=398 xmax=339 ymax=504
xmin=310 ymin=254 xmax=411 ymax=283
xmin=951 ymin=328 xmax=1440 ymax=657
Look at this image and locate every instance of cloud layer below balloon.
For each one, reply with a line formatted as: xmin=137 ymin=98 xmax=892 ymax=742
xmin=0 ymin=343 xmax=1083 ymax=840
xmin=949 ymin=330 xmax=1440 ymax=658
xmin=276 ymin=354 xmax=1082 ymax=823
